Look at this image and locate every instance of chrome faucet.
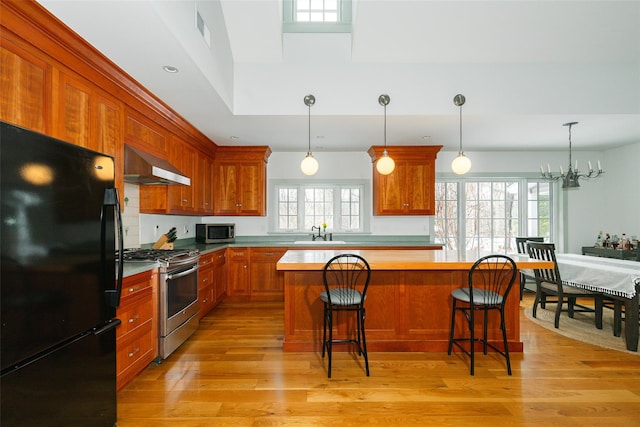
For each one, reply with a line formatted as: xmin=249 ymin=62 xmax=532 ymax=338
xmin=311 ymin=225 xmax=325 ymax=241
xmin=311 ymin=226 xmax=332 ymax=241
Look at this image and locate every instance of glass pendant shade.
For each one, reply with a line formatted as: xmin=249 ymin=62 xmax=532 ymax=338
xmin=301 ymin=153 xmax=319 ymax=175
xmin=376 ymin=150 xmax=395 ymax=175
xmin=451 ymin=153 xmax=472 ymax=175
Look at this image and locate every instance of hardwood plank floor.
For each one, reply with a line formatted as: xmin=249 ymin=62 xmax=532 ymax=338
xmin=117 ymin=294 xmax=640 ymax=426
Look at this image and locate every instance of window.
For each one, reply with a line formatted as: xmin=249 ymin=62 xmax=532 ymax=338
xmin=295 ymin=0 xmax=339 ymax=22
xmin=275 ymin=182 xmax=365 ymax=232
xmin=434 ymin=178 xmax=553 ymax=252
xmin=283 ymin=0 xmax=352 ymax=33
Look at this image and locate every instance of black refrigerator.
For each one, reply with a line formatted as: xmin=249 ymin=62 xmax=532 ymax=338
xmin=1 ymin=121 xmax=124 ymax=426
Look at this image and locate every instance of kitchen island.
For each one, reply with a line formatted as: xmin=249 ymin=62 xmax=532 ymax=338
xmin=276 ymin=249 xmax=553 ymax=353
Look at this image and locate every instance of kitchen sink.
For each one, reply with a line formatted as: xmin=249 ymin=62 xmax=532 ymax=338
xmin=293 ymin=240 xmax=346 ymax=244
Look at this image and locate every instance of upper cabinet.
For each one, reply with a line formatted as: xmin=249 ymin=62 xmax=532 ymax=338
xmin=368 ymin=146 xmax=442 ymax=215
xmin=213 ymin=146 xmax=271 ymax=216
xmin=1 ymin=1 xmax=221 ymax=215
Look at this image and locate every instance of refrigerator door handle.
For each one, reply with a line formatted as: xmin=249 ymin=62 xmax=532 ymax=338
xmin=103 ymin=187 xmax=124 ymax=309
xmin=92 ymin=319 xmax=122 ymax=336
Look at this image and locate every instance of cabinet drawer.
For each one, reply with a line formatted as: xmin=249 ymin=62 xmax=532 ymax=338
xmin=116 ymin=288 xmax=153 ymax=338
xmin=199 ymin=267 xmax=213 ymax=290
xmin=198 ymin=252 xmax=215 ymax=267
xmin=116 ymin=321 xmax=154 ymax=389
xmin=228 ymin=248 xmax=248 ymax=260
xmin=250 ymin=247 xmax=286 ymax=262
xmin=120 ymin=270 xmax=153 ymax=302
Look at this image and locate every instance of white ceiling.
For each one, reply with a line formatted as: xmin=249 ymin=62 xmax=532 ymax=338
xmin=38 ymin=0 xmax=640 ymax=154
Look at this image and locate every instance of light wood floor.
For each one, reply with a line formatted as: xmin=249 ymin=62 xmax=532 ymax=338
xmin=117 ymin=294 xmax=640 ymax=426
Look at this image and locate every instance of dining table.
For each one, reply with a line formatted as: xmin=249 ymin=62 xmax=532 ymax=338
xmin=553 ymin=253 xmax=640 ymax=351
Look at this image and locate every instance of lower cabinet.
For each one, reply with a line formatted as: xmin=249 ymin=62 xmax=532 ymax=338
xmin=226 ymin=247 xmax=287 ymax=302
xmin=116 ymin=269 xmax=157 ymax=391
xmin=198 ymin=248 xmax=226 ymax=319
xmin=249 ymin=247 xmax=287 ymax=301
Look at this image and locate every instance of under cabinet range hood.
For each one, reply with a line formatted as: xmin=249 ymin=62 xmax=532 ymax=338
xmin=124 ymin=145 xmax=190 ymax=185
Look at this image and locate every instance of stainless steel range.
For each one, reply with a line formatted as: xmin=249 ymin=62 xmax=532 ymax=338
xmin=122 ymin=248 xmax=200 ymax=360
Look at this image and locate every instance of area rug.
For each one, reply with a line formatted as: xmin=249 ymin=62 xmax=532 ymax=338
xmin=523 ymin=305 xmax=639 ymax=355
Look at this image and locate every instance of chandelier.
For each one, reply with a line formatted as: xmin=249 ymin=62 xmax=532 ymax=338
xmin=540 ymin=122 xmax=604 ymax=189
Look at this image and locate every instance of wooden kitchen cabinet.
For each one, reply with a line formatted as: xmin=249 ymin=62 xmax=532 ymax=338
xmin=226 ymin=247 xmax=250 ymax=300
xmin=213 ymin=146 xmax=271 ymax=216
xmin=198 ymin=249 xmax=226 ymax=318
xmin=368 ymin=145 xmax=442 ymax=215
xmin=55 ymin=71 xmax=125 ymax=200
xmin=139 ymin=141 xmax=218 ymax=216
xmin=249 ymin=247 xmax=287 ymax=301
xmin=225 ymin=247 xmax=286 ymax=302
xmin=196 ymin=153 xmax=214 ymax=214
xmin=167 ymin=136 xmax=196 ymax=212
xmin=116 ymin=269 xmax=158 ymax=391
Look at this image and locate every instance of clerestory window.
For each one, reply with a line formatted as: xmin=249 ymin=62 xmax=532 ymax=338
xmin=283 ymin=0 xmax=352 ymax=33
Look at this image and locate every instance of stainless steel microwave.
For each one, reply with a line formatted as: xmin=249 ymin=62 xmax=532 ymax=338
xmin=195 ymin=223 xmax=235 ymax=244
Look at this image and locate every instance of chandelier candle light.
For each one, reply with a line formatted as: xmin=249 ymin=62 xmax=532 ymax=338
xmin=540 ymin=122 xmax=604 ymax=189
xmin=376 ymin=94 xmax=395 ymax=175
xmin=300 ymin=94 xmax=319 ymax=176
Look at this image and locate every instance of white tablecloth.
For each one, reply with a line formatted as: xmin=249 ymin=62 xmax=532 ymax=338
xmin=554 ymin=254 xmax=640 ymax=299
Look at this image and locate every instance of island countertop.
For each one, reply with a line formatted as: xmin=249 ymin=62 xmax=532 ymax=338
xmin=276 ymin=249 xmax=550 ymax=271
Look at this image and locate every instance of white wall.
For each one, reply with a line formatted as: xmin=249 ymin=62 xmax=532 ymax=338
xmin=132 ymin=143 xmax=640 ymax=250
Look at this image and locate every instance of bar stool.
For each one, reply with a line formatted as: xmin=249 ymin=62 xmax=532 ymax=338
xmin=320 ymin=254 xmax=371 ymax=378
xmin=448 ymin=254 xmax=518 ymax=375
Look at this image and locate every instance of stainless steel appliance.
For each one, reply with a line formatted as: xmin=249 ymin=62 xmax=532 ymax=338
xmin=122 ymin=248 xmax=200 ymax=360
xmin=1 ymin=121 xmax=123 ymax=426
xmin=196 ymin=223 xmax=236 ymax=244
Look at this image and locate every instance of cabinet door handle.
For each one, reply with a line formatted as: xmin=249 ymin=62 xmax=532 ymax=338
xmin=202 ymin=277 xmax=208 ymax=283
xmin=128 ymin=347 xmax=140 ymax=358
xmin=128 ymin=285 xmax=141 ymax=293
xmin=128 ymin=314 xmax=140 ymax=323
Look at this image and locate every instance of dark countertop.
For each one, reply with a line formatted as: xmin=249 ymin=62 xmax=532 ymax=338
xmin=122 ymin=236 xmax=443 ymax=277
xmin=178 ymin=235 xmax=443 ymax=255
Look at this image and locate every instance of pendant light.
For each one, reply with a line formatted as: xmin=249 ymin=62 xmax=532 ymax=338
xmin=451 ymin=94 xmax=472 ymax=175
xmin=376 ymin=94 xmax=395 ymax=175
xmin=300 ymin=94 xmax=319 ymax=176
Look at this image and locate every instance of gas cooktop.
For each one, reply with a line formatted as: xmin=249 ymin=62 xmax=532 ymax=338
xmin=119 ymin=248 xmax=199 ymax=263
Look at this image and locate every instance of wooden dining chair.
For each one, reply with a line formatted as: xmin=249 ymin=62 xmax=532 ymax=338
xmin=527 ymin=242 xmax=604 ymax=329
xmin=515 ymin=237 xmax=545 ymax=299
xmin=448 ymin=254 xmax=518 ymax=375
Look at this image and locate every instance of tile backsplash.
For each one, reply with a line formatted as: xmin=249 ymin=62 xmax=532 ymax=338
xmin=122 ymin=183 xmax=140 ymax=248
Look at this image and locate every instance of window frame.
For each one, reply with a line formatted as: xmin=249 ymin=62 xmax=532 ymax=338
xmin=433 ymin=176 xmax=555 ymax=252
xmin=282 ymin=0 xmax=352 ymax=33
xmin=269 ymin=179 xmax=370 ymax=234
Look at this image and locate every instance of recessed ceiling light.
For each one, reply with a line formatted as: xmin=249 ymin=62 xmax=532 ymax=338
xmin=422 ymin=135 xmax=431 ymax=140
xmin=163 ymin=65 xmax=179 ymax=73
xmin=230 ymin=136 xmax=239 ymax=140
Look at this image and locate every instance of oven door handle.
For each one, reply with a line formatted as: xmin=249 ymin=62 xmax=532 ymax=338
xmin=166 ymin=265 xmax=199 ymax=280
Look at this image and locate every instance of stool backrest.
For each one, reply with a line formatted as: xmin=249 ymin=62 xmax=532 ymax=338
xmin=322 ymin=254 xmax=371 ymax=306
xmin=468 ymin=255 xmax=517 ymax=305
